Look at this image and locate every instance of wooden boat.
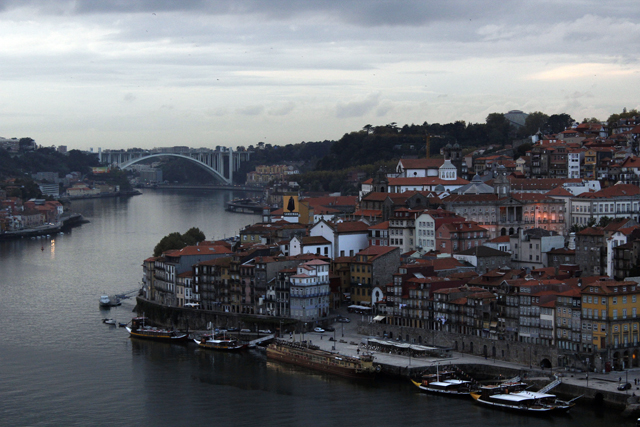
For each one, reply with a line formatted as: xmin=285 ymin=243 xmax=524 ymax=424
xmin=471 ymin=387 xmax=577 ymax=414
xmin=194 ymin=334 xmax=246 ymax=351
xmin=125 ymin=317 xmax=189 ymax=342
xmin=411 ymin=367 xmax=475 ymax=396
xmin=266 ymin=339 xmax=379 ymax=379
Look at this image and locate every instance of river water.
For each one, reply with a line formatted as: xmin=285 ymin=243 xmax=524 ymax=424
xmin=0 ymin=190 xmax=631 ymax=426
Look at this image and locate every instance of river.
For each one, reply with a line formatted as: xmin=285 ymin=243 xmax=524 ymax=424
xmin=0 ymin=190 xmax=632 ymax=426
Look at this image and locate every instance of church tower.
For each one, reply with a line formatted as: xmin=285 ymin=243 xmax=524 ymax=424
xmin=493 ymin=170 xmax=511 ymax=197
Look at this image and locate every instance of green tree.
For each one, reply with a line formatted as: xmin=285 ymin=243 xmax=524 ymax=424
xmin=546 ymin=113 xmax=574 ymax=134
xmin=184 ymin=227 xmax=206 ymax=245
xmin=607 ymin=108 xmax=639 ymax=130
xmin=521 ymin=111 xmax=549 ymax=137
xmin=485 ymin=113 xmax=512 ymax=146
xmin=152 ymin=227 xmax=206 ymax=257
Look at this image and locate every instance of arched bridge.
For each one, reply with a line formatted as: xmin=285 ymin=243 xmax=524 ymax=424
xmin=99 ymin=147 xmax=252 ymax=184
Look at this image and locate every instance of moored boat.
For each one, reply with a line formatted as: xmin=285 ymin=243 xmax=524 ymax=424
xmin=125 ymin=317 xmax=189 ymax=343
xmin=99 ymin=294 xmax=121 ymax=308
xmin=266 ymin=339 xmax=378 ymax=379
xmin=411 ymin=368 xmax=476 ymax=396
xmin=470 ymin=387 xmax=576 ymax=414
xmin=194 ymin=334 xmax=246 ymax=351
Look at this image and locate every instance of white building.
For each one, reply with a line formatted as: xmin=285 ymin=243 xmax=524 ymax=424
xmin=309 ymin=220 xmax=370 ymax=258
xmin=289 ymin=259 xmax=331 ymax=322
xmin=571 ymin=183 xmax=640 ymax=226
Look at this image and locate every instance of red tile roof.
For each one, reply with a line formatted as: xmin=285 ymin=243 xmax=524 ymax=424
xmin=577 ymin=183 xmax=640 ymax=199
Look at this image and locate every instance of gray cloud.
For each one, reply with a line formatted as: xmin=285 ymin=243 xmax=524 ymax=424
xmin=268 ymin=102 xmax=295 ymax=116
xmin=336 ymin=93 xmax=380 ymax=118
xmin=237 ymin=105 xmax=264 ymax=116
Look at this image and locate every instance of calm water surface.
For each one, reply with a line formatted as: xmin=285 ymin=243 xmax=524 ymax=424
xmin=0 ymin=190 xmax=632 ymax=426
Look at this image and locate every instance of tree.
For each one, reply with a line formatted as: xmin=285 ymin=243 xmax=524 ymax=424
xmin=153 ymin=228 xmax=206 ymax=256
xmin=485 ymin=113 xmax=512 ymax=146
xmin=546 ymin=113 xmax=574 ymax=134
xmin=607 ymin=108 xmax=639 ymax=130
xmin=521 ymin=111 xmax=549 ymax=137
xmin=18 ymin=137 xmax=35 ymax=151
xmin=184 ymin=227 xmax=206 ymax=245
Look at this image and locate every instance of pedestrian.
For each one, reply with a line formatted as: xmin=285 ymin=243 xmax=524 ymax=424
xmin=357 ymin=348 xmax=360 ymax=355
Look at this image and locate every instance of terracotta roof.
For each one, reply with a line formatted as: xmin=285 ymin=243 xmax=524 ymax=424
xmin=369 ymin=221 xmax=390 ymax=230
xmin=576 ymin=227 xmax=605 ymax=236
xmin=164 ymin=244 xmax=233 ymax=257
xmin=603 ymin=218 xmax=637 ymax=232
xmin=357 ymin=245 xmax=399 ymax=259
xmin=545 ymin=186 xmax=573 ymax=197
xmin=577 ymin=183 xmax=640 ymax=199
xmin=455 ymin=246 xmax=510 ymax=257
xmin=336 ymin=221 xmax=370 ymax=233
xmin=580 ymin=280 xmax=638 ymax=295
xmin=300 ymin=236 xmax=331 ymax=245
xmin=388 ymin=177 xmax=470 ymax=186
xmin=439 ymin=221 xmax=488 ymax=233
xmin=360 ymin=192 xmax=390 ymax=201
xmin=488 ymin=235 xmax=510 ymax=243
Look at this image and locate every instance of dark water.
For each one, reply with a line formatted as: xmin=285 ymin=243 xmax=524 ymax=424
xmin=0 ymin=190 xmax=632 ymax=426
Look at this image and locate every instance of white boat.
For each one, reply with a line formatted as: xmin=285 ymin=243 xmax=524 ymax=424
xmin=410 ymin=366 xmax=475 ymax=396
xmin=102 ymin=318 xmax=116 ymax=325
xmin=99 ymin=295 xmax=121 ymax=308
xmin=471 ymin=387 xmax=576 ymax=413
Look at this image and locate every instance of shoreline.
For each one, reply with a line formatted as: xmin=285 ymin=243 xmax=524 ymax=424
xmin=135 ymin=296 xmax=637 ymax=413
xmin=0 ymin=213 xmax=87 ymax=241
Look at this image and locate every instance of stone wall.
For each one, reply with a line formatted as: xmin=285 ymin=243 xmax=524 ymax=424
xmin=136 ymin=297 xmax=297 ymax=331
xmin=360 ymin=322 xmax=560 ymax=368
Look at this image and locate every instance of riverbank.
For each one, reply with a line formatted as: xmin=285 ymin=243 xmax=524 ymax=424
xmin=136 ymin=297 xmax=638 ymax=414
xmin=0 ymin=213 xmax=87 ymax=241
xmin=60 ymin=189 xmax=141 ymax=201
xmin=144 ymin=184 xmax=263 ymax=192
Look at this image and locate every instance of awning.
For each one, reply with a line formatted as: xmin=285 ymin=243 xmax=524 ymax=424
xmin=373 ymin=315 xmax=386 ymax=322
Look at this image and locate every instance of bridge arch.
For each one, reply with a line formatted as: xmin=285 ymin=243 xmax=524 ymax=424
xmin=119 ymin=153 xmax=229 ymax=184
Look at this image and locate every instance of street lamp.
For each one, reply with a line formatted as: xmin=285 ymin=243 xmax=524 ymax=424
xmin=586 ymin=373 xmax=589 ymax=388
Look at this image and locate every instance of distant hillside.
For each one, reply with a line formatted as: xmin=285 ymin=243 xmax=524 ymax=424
xmin=315 ymin=121 xmax=494 ymax=171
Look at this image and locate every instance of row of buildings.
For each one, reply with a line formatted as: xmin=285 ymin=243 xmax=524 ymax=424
xmin=0 ymin=188 xmax=63 ymax=232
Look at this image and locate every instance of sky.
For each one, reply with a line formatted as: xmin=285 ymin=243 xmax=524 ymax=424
xmin=0 ymin=0 xmax=639 ymax=151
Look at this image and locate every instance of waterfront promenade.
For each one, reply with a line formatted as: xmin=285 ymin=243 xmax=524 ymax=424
xmin=303 ymin=308 xmax=639 ymax=402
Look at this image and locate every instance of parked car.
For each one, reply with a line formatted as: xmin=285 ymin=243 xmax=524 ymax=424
xmin=324 ymin=326 xmax=335 ymax=332
xmin=618 ymin=382 xmax=632 ymax=391
xmin=337 ymin=317 xmax=351 ymax=323
xmin=313 ymin=327 xmax=325 ymax=333
xmin=240 ymin=329 xmax=251 ymax=333
xmin=258 ymin=329 xmax=272 ymax=334
xmin=227 ymin=327 xmax=239 ymax=332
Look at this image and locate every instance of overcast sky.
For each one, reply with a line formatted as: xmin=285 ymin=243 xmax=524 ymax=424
xmin=1 ymin=0 xmax=639 ymax=151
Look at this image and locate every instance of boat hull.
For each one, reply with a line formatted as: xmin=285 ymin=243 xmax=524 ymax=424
xmin=471 ymin=392 xmax=573 ymax=414
xmin=410 ymin=379 xmax=471 ymax=396
xmin=125 ymin=327 xmax=189 ymax=343
xmin=266 ymin=342 xmax=377 ymax=380
xmin=194 ymin=338 xmax=247 ymax=351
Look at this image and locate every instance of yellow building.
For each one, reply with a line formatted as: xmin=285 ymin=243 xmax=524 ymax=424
xmin=581 ymin=280 xmax=640 ymax=370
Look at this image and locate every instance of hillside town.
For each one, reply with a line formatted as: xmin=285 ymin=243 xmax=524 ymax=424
xmin=141 ymin=115 xmax=640 ymax=375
